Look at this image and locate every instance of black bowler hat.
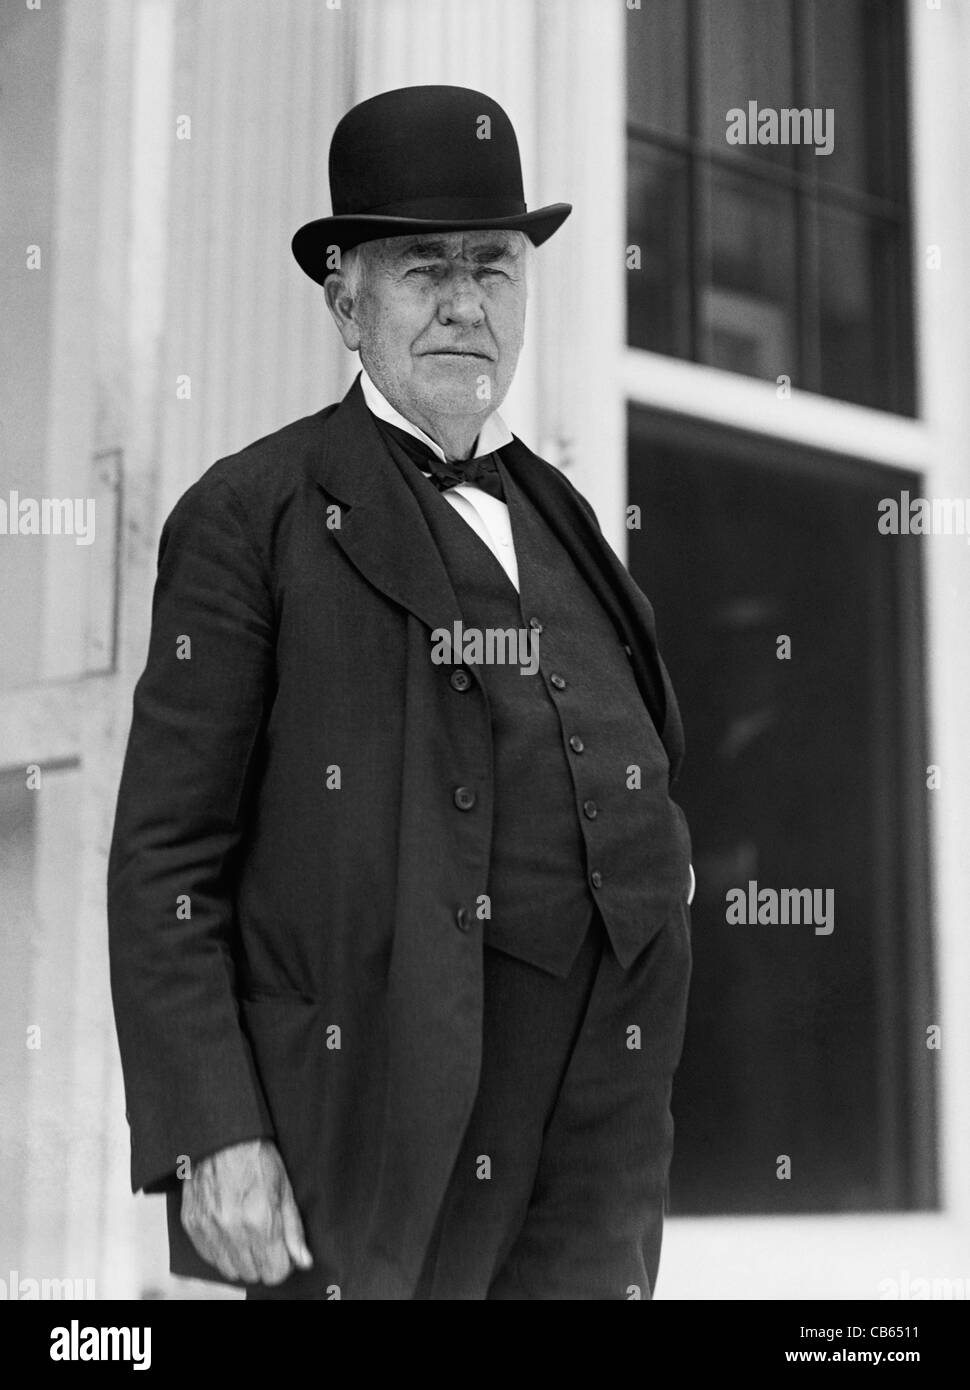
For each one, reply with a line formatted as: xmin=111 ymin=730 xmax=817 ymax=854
xmin=291 ymin=85 xmax=572 ymax=286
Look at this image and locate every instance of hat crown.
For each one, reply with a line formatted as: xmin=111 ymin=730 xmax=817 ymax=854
xmin=291 ymin=84 xmax=571 ymax=284
xmin=329 ymin=85 xmax=526 ymax=220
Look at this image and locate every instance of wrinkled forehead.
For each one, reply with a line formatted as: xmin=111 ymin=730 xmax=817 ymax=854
xmin=376 ymin=229 xmax=525 ymax=267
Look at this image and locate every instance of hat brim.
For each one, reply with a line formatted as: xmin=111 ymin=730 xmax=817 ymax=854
xmin=291 ymin=203 xmax=572 ymax=287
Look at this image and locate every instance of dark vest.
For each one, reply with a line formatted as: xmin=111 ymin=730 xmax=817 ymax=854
xmin=382 ymin=430 xmax=690 ymax=976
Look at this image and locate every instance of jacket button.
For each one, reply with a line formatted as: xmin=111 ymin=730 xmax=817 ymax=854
xmin=583 ymin=799 xmax=598 ymax=819
xmin=529 ymin=616 xmax=543 ymax=633
xmin=450 ymin=668 xmax=472 ymax=692
xmin=622 ymin=644 xmax=633 ymax=659
xmin=550 ymin=673 xmax=566 ymax=690
xmin=569 ymin=735 xmax=584 ymax=753
xmin=454 ymin=786 xmax=477 ymax=811
xmin=590 ymin=869 xmax=603 ymax=888
xmin=455 ymin=907 xmax=471 ymax=931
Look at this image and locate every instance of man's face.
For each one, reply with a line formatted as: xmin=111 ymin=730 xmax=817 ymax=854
xmin=342 ymin=230 xmax=528 ymax=430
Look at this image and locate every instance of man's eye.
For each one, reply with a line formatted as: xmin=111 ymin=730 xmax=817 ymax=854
xmin=409 ymin=265 xmax=441 ymax=276
xmin=477 ymin=267 xmax=506 ymax=278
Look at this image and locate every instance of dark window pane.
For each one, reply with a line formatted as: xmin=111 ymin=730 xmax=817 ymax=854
xmin=628 ymin=409 xmax=935 ymax=1215
xmin=623 ymin=0 xmax=915 ymax=415
xmin=701 ymin=167 xmax=798 ymax=380
xmin=813 ymin=0 xmax=906 ymax=200
xmin=699 ymin=0 xmax=795 ymax=167
xmin=627 ymin=141 xmax=692 ymax=356
xmin=626 ymin=0 xmax=689 ymax=138
xmin=817 ymin=204 xmax=913 ymax=413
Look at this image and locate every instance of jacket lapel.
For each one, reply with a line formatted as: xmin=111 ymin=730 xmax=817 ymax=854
xmin=308 ymin=375 xmax=465 ymax=639
xmin=500 ymin=437 xmax=670 ymax=737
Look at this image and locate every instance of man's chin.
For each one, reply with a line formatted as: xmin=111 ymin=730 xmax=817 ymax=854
xmin=411 ymin=362 xmax=503 ymax=412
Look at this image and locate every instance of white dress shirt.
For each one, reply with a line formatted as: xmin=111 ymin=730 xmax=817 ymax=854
xmin=359 ymin=368 xmax=520 ymax=592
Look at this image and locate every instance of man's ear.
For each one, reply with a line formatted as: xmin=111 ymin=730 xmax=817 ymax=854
xmin=324 ymin=275 xmax=362 ymax=353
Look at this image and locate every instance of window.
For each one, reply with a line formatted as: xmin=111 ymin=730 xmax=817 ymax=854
xmin=626 ymin=0 xmax=915 ymax=415
xmin=628 ymin=409 xmax=936 ymax=1214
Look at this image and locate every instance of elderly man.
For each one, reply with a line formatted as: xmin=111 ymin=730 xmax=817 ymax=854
xmin=108 ymin=85 xmax=693 ymax=1301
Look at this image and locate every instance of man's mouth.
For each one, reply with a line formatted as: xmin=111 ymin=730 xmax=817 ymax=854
xmin=422 ymin=349 xmax=493 ymax=360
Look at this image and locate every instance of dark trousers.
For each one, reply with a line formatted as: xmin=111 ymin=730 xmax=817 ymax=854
xmin=413 ymin=902 xmax=692 ymax=1301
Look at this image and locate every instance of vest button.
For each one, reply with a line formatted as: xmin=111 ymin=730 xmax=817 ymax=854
xmin=454 ymin=786 xmax=477 ymax=811
xmin=568 ymin=735 xmax=585 ymax=753
xmin=455 ymin=907 xmax=471 ymax=931
xmin=590 ymin=870 xmax=604 ymax=889
xmin=450 ymin=668 xmax=472 ymax=692
xmin=550 ymin=673 xmax=567 ymax=690
xmin=529 ymin=616 xmax=543 ymax=632
xmin=583 ymin=799 xmax=598 ymax=819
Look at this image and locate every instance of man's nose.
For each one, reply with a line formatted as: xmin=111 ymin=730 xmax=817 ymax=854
xmin=437 ymin=273 xmax=485 ymax=325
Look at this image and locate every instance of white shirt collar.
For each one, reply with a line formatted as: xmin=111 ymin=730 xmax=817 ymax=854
xmin=359 ymin=368 xmax=513 ymax=464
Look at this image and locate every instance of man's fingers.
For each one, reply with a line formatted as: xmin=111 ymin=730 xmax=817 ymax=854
xmin=182 ymin=1207 xmax=262 ymax=1284
xmin=227 ymin=1238 xmax=260 ymax=1286
xmin=279 ymin=1182 xmax=314 ymax=1269
xmin=183 ymin=1222 xmax=252 ymax=1285
xmin=214 ymin=1250 xmax=251 ymax=1285
xmin=252 ymin=1237 xmax=294 ymax=1287
xmin=206 ymin=1227 xmax=260 ymax=1284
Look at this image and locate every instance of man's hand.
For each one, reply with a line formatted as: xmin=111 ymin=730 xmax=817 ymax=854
xmin=180 ymin=1138 xmax=313 ymax=1285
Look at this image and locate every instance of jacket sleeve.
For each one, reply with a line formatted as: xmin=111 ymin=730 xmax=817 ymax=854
xmin=107 ymin=474 xmax=276 ymax=1194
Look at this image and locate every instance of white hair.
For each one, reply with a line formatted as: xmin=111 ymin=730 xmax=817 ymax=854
xmin=328 ymin=230 xmax=534 ymax=302
xmin=330 ymin=242 xmax=374 ymax=301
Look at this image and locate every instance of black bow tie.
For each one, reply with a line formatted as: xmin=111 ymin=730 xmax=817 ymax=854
xmin=373 ymin=416 xmax=507 ymax=502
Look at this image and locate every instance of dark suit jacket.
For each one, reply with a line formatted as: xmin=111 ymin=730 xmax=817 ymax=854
xmin=107 ymin=374 xmax=689 ymax=1299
